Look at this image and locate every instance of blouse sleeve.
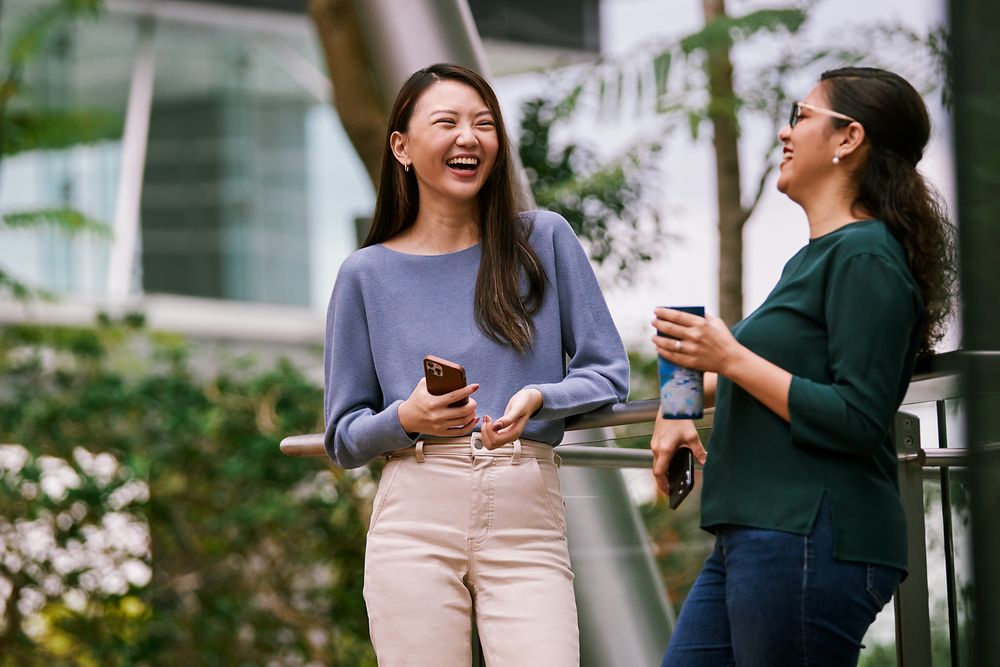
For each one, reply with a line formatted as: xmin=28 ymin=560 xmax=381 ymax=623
xmin=323 ymin=262 xmax=416 ymax=468
xmin=526 ymin=217 xmax=630 ymax=420
xmin=788 ymin=253 xmax=922 ymax=457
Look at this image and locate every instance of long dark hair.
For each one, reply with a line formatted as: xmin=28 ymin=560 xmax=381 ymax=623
xmin=821 ymin=66 xmax=957 ymax=356
xmin=364 ymin=63 xmax=545 ymax=353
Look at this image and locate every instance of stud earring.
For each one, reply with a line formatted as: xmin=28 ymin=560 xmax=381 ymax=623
xmin=832 ymin=150 xmax=841 ymax=165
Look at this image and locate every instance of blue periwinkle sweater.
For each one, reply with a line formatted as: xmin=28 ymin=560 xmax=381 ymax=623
xmin=323 ymin=210 xmax=629 ymax=468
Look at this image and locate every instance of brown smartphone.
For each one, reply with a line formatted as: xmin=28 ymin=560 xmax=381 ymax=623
xmin=423 ymin=355 xmax=469 ymax=407
xmin=668 ymin=448 xmax=696 ymax=510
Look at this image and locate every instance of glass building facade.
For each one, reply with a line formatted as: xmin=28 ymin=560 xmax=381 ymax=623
xmin=0 ymin=0 xmax=371 ymax=310
xmin=0 ymin=0 xmax=599 ymax=317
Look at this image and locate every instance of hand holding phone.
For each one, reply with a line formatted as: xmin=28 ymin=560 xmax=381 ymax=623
xmin=399 ymin=356 xmax=478 ymax=436
xmin=667 ymin=447 xmax=696 ymax=510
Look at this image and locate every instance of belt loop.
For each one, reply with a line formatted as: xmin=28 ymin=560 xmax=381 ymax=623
xmin=415 ymin=440 xmax=426 ymax=463
xmin=471 ymin=431 xmax=484 ymax=457
xmin=511 ymin=439 xmax=522 ymax=465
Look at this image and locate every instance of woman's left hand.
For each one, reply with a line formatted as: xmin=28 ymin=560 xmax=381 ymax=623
xmin=651 ymin=308 xmax=743 ymax=375
xmin=481 ymin=388 xmax=544 ymax=450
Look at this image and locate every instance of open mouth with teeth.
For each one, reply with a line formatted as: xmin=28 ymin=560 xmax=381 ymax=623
xmin=447 ymin=156 xmax=479 ymax=172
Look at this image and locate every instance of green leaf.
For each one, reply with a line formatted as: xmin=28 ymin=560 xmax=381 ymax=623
xmin=1 ymin=108 xmax=123 ymax=156
xmin=653 ymin=51 xmax=673 ymax=99
xmin=2 ymin=208 xmax=112 ymax=238
xmin=687 ymin=110 xmax=702 ymax=141
xmin=3 ymin=1 xmax=104 ymax=70
xmin=680 ymin=8 xmax=807 ymax=54
xmin=0 ymin=269 xmax=55 ymax=303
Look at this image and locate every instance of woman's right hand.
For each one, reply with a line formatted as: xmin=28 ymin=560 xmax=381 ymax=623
xmin=398 ymin=378 xmax=480 ymax=436
xmin=650 ymin=413 xmax=707 ymax=496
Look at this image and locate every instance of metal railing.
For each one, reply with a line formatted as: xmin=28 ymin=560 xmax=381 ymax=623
xmin=280 ymin=350 xmax=986 ymax=666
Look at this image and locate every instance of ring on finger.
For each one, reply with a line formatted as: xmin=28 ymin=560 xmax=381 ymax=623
xmin=674 ymin=339 xmax=682 ymax=353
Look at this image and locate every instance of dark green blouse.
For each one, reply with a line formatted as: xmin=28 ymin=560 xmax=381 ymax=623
xmin=701 ymin=220 xmax=924 ymax=571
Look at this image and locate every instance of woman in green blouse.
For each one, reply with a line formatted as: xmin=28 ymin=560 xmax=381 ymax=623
xmin=651 ymin=67 xmax=956 ymax=666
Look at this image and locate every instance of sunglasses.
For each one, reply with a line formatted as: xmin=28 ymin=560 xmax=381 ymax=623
xmin=789 ymin=101 xmax=858 ymax=128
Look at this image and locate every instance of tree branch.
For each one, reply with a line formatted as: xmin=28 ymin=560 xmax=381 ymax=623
xmin=739 ymin=137 xmax=781 ymax=227
xmin=308 ymin=0 xmax=386 ymax=187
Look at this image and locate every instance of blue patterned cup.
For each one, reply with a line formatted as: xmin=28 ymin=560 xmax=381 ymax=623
xmin=657 ymin=306 xmax=705 ymax=419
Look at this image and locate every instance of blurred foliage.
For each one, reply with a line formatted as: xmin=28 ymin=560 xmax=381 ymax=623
xmin=0 ymin=318 xmax=377 ymax=665
xmin=518 ymin=92 xmax=668 ymax=285
xmin=0 ymin=0 xmax=117 ymax=302
xmin=532 ymin=0 xmax=949 ymax=321
xmin=578 ymin=2 xmax=948 ymax=141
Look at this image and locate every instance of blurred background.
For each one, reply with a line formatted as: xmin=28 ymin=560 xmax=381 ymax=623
xmin=0 ymin=0 xmax=989 ymax=665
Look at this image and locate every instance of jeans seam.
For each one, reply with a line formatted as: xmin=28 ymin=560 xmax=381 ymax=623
xmin=534 ymin=458 xmax=567 ymax=537
xmin=801 ymin=534 xmax=810 ymax=667
xmin=866 ymin=564 xmax=885 ymax=607
xmin=368 ymin=461 xmax=399 ymax=534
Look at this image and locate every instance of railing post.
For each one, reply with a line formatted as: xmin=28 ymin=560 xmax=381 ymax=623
xmin=894 ymin=410 xmax=932 ymax=667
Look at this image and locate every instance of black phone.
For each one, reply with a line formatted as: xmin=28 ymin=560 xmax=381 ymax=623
xmin=668 ymin=447 xmax=696 ymax=510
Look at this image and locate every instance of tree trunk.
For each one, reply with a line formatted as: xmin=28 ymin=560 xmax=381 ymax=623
xmin=702 ymin=0 xmax=747 ymax=325
xmin=308 ymin=0 xmax=387 ymax=188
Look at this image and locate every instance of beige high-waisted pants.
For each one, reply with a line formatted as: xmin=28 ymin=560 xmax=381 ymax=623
xmin=363 ymin=434 xmax=580 ymax=666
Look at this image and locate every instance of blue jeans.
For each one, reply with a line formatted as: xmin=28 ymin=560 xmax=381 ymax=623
xmin=662 ymin=498 xmax=903 ymax=667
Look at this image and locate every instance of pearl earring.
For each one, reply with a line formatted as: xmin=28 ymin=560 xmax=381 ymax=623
xmin=832 ymin=151 xmax=841 ymax=165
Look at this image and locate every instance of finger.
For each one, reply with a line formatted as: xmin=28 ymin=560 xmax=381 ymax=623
xmin=653 ymin=472 xmax=669 ymax=495
xmin=450 ymin=416 xmax=480 ymax=433
xmin=687 ymin=441 xmax=708 ymax=465
xmin=651 ymin=335 xmax=678 ymax=355
xmin=440 ymin=383 xmax=480 ymax=404
xmin=480 ymin=416 xmax=498 ymax=449
xmin=445 ymin=413 xmax=476 ymax=428
xmin=654 ymin=307 xmax=703 ymax=327
xmin=651 ymin=449 xmax=670 ymax=478
xmin=493 ymin=418 xmax=526 ymax=439
xmin=651 ymin=336 xmax=696 ymax=361
xmin=446 ymin=399 xmax=478 ymax=420
xmin=651 ymin=317 xmax=681 ymax=338
xmin=485 ymin=431 xmax=517 ymax=449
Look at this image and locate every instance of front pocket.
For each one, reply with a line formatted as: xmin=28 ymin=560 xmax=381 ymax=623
xmin=368 ymin=460 xmax=400 ymax=534
xmin=532 ymin=458 xmax=567 ymax=537
xmin=866 ymin=563 xmax=902 ymax=609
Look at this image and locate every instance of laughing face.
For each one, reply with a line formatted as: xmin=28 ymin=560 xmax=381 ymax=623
xmin=776 ymin=83 xmax=846 ymax=204
xmin=391 ymin=79 xmax=500 ymax=208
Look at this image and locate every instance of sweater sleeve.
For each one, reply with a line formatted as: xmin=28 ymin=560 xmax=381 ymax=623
xmin=526 ymin=217 xmax=630 ymax=420
xmin=788 ymin=253 xmax=921 ymax=457
xmin=323 ymin=261 xmax=416 ymax=468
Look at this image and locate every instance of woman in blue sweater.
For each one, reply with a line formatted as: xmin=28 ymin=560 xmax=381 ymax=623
xmin=323 ymin=64 xmax=629 ymax=666
xmin=651 ymin=67 xmax=956 ymax=666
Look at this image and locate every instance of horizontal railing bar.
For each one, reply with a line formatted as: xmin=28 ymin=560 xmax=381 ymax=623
xmin=556 ymin=445 xmax=654 ymax=469
xmin=568 ymin=400 xmax=715 ymax=431
xmin=279 ymin=433 xmax=989 ymax=471
xmin=555 ymin=445 xmax=990 ymax=469
xmin=281 ymin=351 xmax=996 ymax=461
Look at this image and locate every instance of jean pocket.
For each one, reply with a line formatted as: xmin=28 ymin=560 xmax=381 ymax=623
xmin=866 ymin=563 xmax=903 ymax=609
xmin=532 ymin=458 xmax=567 ymax=537
xmin=368 ymin=460 xmax=400 ymax=534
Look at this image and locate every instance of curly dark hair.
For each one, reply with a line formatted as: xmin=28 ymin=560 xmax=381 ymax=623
xmin=821 ymin=67 xmax=957 ymax=356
